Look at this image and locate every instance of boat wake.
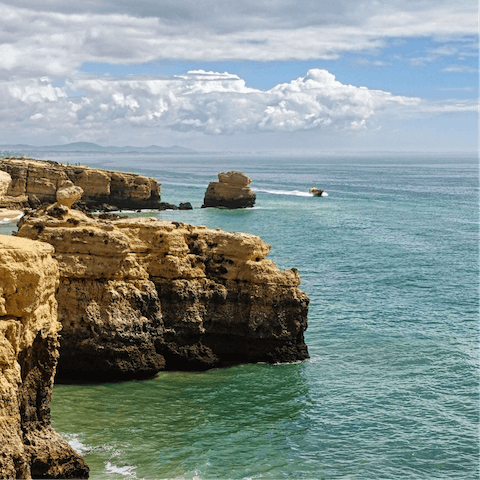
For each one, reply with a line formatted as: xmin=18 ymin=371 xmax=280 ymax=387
xmin=255 ymin=189 xmax=328 ymax=197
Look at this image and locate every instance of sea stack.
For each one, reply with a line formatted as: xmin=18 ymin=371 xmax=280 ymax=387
xmin=0 ymin=235 xmax=89 ymax=478
xmin=202 ymin=171 xmax=256 ymax=209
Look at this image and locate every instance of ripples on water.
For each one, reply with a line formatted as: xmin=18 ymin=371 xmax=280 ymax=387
xmin=11 ymin=153 xmax=477 ymax=479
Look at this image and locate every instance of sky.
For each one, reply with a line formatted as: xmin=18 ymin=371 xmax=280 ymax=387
xmin=0 ymin=0 xmax=477 ymax=152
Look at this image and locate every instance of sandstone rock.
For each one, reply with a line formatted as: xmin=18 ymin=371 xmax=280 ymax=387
xmin=218 ymin=171 xmax=251 ymax=186
xmin=0 ymin=170 xmax=12 ymax=197
xmin=18 ymin=207 xmax=309 ymax=381
xmin=0 ymin=158 xmax=161 ymax=211
xmin=202 ymin=171 xmax=256 ymax=209
xmin=56 ymin=186 xmax=84 ymax=208
xmin=0 ymin=235 xmax=89 ymax=479
xmin=0 ymin=170 xmax=25 ymax=222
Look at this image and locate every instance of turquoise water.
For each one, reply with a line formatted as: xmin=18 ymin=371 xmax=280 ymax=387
xmin=7 ymin=153 xmax=480 ymax=479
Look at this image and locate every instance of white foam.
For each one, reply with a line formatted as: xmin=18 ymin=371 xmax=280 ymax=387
xmin=63 ymin=433 xmax=91 ymax=456
xmin=0 ymin=213 xmax=23 ymax=224
xmin=255 ymin=189 xmax=312 ymax=197
xmin=105 ymin=462 xmax=137 ymax=477
xmin=255 ymin=189 xmax=328 ymax=198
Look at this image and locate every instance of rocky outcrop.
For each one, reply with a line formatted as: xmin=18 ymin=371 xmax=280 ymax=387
xmin=0 ymin=170 xmax=11 ymax=197
xmin=0 ymin=235 xmax=89 ymax=479
xmin=17 ymin=204 xmax=308 ymax=381
xmin=202 ymin=171 xmax=256 ymax=208
xmin=0 ymin=170 xmax=24 ymax=222
xmin=0 ymin=158 xmax=161 ymax=211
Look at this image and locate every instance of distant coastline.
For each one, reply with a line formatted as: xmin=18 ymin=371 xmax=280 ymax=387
xmin=0 ymin=141 xmax=196 ymax=155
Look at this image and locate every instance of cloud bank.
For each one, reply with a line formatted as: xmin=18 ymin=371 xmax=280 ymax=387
xmin=1 ymin=69 xmax=429 ymax=140
xmin=0 ymin=1 xmax=476 ymax=79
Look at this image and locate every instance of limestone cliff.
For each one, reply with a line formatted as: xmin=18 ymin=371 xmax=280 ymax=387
xmin=0 ymin=235 xmax=88 ymax=479
xmin=18 ymin=204 xmax=308 ymax=381
xmin=202 ymin=171 xmax=256 ymax=208
xmin=0 ymin=170 xmax=24 ymax=221
xmin=0 ymin=158 xmax=161 ymax=210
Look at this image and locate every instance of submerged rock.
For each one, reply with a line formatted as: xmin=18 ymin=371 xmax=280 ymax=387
xmin=202 ymin=171 xmax=256 ymax=209
xmin=18 ymin=206 xmax=309 ymax=381
xmin=0 ymin=235 xmax=89 ymax=479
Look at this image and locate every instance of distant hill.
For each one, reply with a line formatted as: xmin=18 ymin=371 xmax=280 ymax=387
xmin=0 ymin=142 xmax=196 ymax=154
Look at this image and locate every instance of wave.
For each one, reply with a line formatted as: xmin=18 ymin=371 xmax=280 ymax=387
xmin=105 ymin=462 xmax=137 ymax=477
xmin=0 ymin=212 xmax=23 ymax=224
xmin=255 ymin=189 xmax=328 ymax=197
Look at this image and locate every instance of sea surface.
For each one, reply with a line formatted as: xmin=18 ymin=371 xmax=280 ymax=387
xmin=3 ymin=153 xmax=478 ymax=479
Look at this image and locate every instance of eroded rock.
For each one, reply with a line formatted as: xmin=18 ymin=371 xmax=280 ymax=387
xmin=56 ymin=186 xmax=84 ymax=208
xmin=0 ymin=235 xmax=89 ymax=479
xmin=18 ymin=206 xmax=309 ymax=381
xmin=0 ymin=158 xmax=161 ymax=211
xmin=0 ymin=170 xmax=24 ymax=222
xmin=202 ymin=171 xmax=256 ymax=209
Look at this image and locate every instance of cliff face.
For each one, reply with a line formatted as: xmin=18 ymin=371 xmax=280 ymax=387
xmin=0 ymin=171 xmax=24 ymax=220
xmin=202 ymin=171 xmax=256 ymax=209
xmin=0 ymin=235 xmax=88 ymax=479
xmin=18 ymin=205 xmax=309 ymax=381
xmin=0 ymin=158 xmax=161 ymax=210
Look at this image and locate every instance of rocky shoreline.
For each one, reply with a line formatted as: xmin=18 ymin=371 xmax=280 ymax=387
xmin=0 ymin=235 xmax=89 ymax=479
xmin=17 ymin=201 xmax=309 ymax=381
xmin=0 ymin=158 xmax=309 ymax=478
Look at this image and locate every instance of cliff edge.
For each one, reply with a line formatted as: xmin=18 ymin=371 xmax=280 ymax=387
xmin=18 ymin=202 xmax=309 ymax=381
xmin=0 ymin=158 xmax=161 ymax=210
xmin=0 ymin=235 xmax=88 ymax=479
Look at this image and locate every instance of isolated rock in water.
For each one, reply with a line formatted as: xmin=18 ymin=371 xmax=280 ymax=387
xmin=309 ymin=187 xmax=324 ymax=197
xmin=0 ymin=235 xmax=89 ymax=479
xmin=202 ymin=171 xmax=256 ymax=209
xmin=179 ymin=202 xmax=193 ymax=210
xmin=18 ymin=206 xmax=309 ymax=381
xmin=0 ymin=157 xmax=161 ymax=211
xmin=56 ymin=185 xmax=84 ymax=208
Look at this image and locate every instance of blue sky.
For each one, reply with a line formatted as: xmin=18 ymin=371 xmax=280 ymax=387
xmin=0 ymin=0 xmax=477 ymax=152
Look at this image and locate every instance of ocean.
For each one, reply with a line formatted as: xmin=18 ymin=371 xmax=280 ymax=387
xmin=3 ymin=153 xmax=478 ymax=479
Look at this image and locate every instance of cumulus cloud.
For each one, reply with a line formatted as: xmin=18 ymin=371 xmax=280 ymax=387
xmin=0 ymin=68 xmax=448 ymax=141
xmin=0 ymin=1 xmax=476 ymax=79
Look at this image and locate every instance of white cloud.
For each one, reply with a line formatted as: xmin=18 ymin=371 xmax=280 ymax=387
xmin=7 ymin=68 xmax=475 ymax=145
xmin=0 ymin=1 xmax=476 ymax=80
xmin=441 ymin=65 xmax=478 ymax=73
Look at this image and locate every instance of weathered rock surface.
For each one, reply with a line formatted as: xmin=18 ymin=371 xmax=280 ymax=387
xmin=202 ymin=171 xmax=256 ymax=209
xmin=0 ymin=169 xmax=24 ymax=222
xmin=56 ymin=186 xmax=84 ymax=209
xmin=0 ymin=235 xmax=89 ymax=479
xmin=18 ymin=205 xmax=308 ymax=381
xmin=0 ymin=170 xmax=11 ymax=197
xmin=0 ymin=158 xmax=161 ymax=210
